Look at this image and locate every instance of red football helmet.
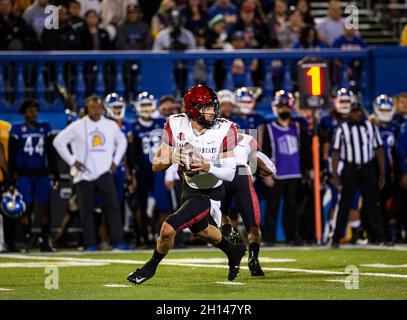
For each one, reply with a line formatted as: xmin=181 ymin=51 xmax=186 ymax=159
xmin=183 ymin=85 xmax=220 ymax=128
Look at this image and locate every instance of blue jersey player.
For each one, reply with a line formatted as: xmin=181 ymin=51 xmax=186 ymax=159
xmin=7 ymin=99 xmax=59 ymax=252
xmin=130 ymin=91 xmax=168 ymax=247
xmin=373 ymin=94 xmax=398 ymax=242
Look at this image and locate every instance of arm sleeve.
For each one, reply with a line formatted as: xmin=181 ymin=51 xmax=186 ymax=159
xmin=52 ymin=122 xmax=78 ymax=166
xmin=222 ymin=123 xmax=238 ymax=152
xmin=332 ymin=126 xmax=343 ymax=151
xmin=113 ymin=125 xmax=128 ymax=166
xmin=208 ymin=156 xmax=236 ymax=182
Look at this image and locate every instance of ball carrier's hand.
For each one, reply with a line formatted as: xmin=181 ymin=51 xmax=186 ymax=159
xmin=190 ymin=153 xmax=211 ymax=173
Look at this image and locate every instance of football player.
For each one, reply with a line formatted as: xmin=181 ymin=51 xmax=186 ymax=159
xmin=233 ymin=87 xmax=266 ymax=132
xmin=104 ymin=93 xmax=135 ymax=210
xmin=218 ymin=89 xmax=275 ymax=275
xmin=371 ymin=95 xmax=397 ymax=243
xmin=7 ymin=100 xmax=59 ymax=252
xmin=127 ymin=85 xmax=246 ymax=285
xmin=130 ymin=91 xmax=169 ymax=247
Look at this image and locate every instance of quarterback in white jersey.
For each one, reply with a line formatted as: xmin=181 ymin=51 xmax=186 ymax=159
xmin=127 ymin=85 xmax=247 ymax=285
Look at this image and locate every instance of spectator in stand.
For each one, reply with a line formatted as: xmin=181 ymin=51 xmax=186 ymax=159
xmin=207 ymin=0 xmax=238 ymax=33
xmin=0 ymin=0 xmax=38 ymax=103
xmin=332 ymin=26 xmax=366 ymax=50
xmin=315 ymin=0 xmax=346 ymax=47
xmin=12 ymin=0 xmax=33 ymax=16
xmin=116 ymin=3 xmax=152 ymax=101
xmin=80 ymin=10 xmax=112 ymax=50
xmin=41 ymin=5 xmax=81 ymax=50
xmin=180 ymin=0 xmax=208 ymax=34
xmin=266 ymin=0 xmax=288 ymax=48
xmin=297 ymin=0 xmax=314 ymax=26
xmin=151 ymin=0 xmax=177 ymax=40
xmin=204 ymin=13 xmax=231 ymax=49
xmin=277 ymin=9 xmax=304 ymax=48
xmin=23 ymin=0 xmax=49 ymax=41
xmin=153 ymin=9 xmax=196 ymax=50
xmin=100 ymin=0 xmax=139 ymax=40
xmin=68 ymin=0 xmax=85 ymax=32
xmin=0 ymin=0 xmax=38 ymax=50
xmin=292 ymin=25 xmax=326 ymax=48
xmin=78 ymin=0 xmax=101 ymax=18
xmin=116 ymin=3 xmax=152 ymax=50
xmin=79 ymin=10 xmax=114 ymax=97
xmin=233 ymin=1 xmax=269 ymax=49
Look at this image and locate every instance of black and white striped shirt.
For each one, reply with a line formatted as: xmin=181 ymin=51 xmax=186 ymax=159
xmin=332 ymin=120 xmax=383 ymax=165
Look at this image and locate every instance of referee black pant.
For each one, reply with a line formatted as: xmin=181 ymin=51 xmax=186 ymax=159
xmin=333 ymin=162 xmax=384 ymax=243
xmin=76 ymin=172 xmax=124 ymax=247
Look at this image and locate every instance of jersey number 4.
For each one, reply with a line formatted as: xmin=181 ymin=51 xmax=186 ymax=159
xmin=24 ymin=136 xmax=44 ymax=156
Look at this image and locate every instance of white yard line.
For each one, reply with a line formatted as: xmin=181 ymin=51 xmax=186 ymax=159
xmin=325 ymin=279 xmax=348 ymax=283
xmin=360 ymin=263 xmax=407 ymax=268
xmin=214 ymin=282 xmax=244 ymax=285
xmin=0 ymin=288 xmax=13 ymax=291
xmin=103 ymin=284 xmax=132 ymax=288
xmin=1 ymin=254 xmax=407 ymax=279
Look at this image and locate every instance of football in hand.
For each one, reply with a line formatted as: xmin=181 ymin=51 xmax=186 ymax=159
xmin=179 ymin=143 xmax=202 ymax=176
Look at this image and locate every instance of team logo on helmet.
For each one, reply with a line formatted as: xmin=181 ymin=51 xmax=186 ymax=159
xmin=103 ymin=93 xmax=126 ymax=120
xmin=1 ymin=189 xmax=26 ymax=218
xmin=373 ymin=94 xmax=395 ymax=123
xmin=183 ymin=85 xmax=220 ymax=128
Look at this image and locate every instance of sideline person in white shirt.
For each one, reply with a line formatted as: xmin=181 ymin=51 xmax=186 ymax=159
xmin=53 ymin=95 xmax=128 ymax=250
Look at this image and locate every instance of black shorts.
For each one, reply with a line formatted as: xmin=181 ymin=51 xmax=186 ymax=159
xmin=220 ymin=165 xmax=261 ymax=229
xmin=166 ymin=181 xmax=224 ymax=234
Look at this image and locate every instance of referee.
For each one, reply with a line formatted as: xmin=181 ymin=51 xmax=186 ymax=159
xmin=331 ymin=102 xmax=386 ymax=247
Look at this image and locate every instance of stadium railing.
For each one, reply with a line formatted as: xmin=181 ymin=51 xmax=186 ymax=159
xmin=1 ymin=47 xmax=406 ymax=129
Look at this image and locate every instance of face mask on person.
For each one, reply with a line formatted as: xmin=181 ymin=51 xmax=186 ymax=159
xmin=278 ymin=111 xmax=291 ymax=120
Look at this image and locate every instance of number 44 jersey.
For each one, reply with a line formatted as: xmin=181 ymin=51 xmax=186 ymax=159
xmin=9 ymin=122 xmax=52 ymax=171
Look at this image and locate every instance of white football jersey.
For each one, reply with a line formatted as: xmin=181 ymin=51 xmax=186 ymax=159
xmin=164 ymin=113 xmax=237 ymax=189
xmin=234 ymin=133 xmax=258 ymax=166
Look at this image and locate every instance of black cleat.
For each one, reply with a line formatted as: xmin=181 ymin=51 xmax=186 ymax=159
xmin=248 ymin=257 xmax=265 ymax=276
xmin=127 ymin=262 xmax=157 ymax=285
xmin=227 ymin=243 xmax=246 ymax=281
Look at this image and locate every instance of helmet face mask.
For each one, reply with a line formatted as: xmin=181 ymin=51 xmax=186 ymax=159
xmin=103 ymin=93 xmax=126 ymax=120
xmin=334 ymin=88 xmax=353 ymax=114
xmin=373 ymin=94 xmax=395 ymax=123
xmin=272 ymin=89 xmax=295 ymax=116
xmin=135 ymin=92 xmax=157 ymax=120
xmin=184 ymin=85 xmax=220 ymax=128
xmin=235 ymin=87 xmax=255 ymax=115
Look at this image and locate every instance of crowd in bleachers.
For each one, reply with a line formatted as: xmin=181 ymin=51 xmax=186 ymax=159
xmin=0 ymin=0 xmax=370 ymax=52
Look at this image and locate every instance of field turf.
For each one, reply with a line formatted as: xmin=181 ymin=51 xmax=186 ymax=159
xmin=0 ymin=246 xmax=406 ymax=300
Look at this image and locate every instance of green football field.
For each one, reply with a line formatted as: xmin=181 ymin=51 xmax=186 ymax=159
xmin=0 ymin=246 xmax=407 ymax=300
